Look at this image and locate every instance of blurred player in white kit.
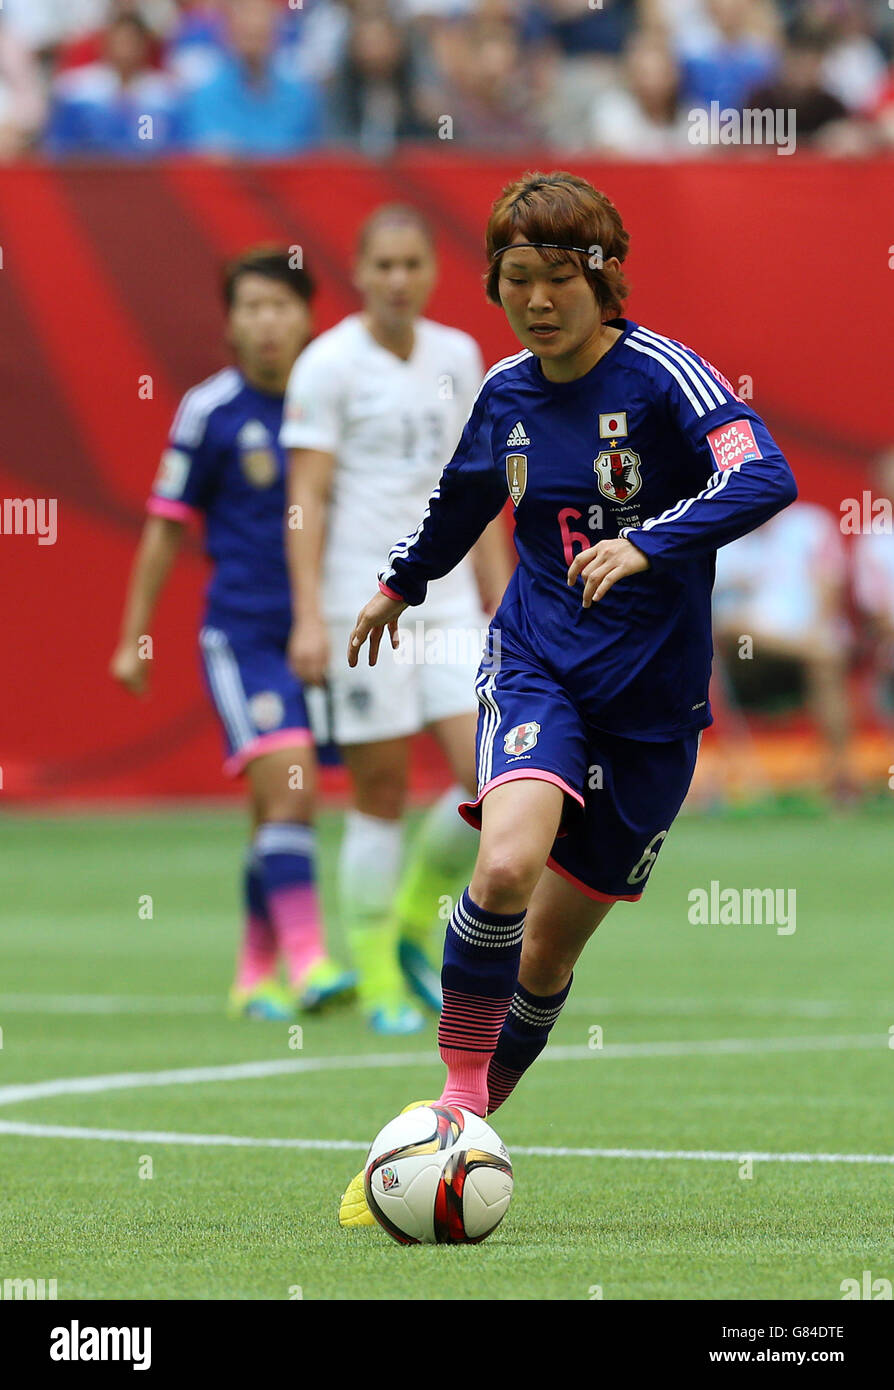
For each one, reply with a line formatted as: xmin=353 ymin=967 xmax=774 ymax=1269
xmin=713 ymin=500 xmax=853 ymax=797
xmin=853 ymin=448 xmax=894 ymax=726
xmin=282 ymin=204 xmax=514 ymax=1034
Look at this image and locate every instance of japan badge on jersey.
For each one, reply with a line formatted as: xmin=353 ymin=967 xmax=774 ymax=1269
xmin=504 ymin=722 xmax=540 ymax=756
xmin=707 ymin=420 xmax=763 ymax=471
xmin=238 ymin=420 xmax=278 ymax=488
xmin=594 ymin=448 xmax=642 ymax=502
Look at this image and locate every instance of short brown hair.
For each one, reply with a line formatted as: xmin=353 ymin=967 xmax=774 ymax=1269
xmin=222 ymin=245 xmax=315 ymax=310
xmin=356 ymin=203 xmax=435 ymax=258
xmin=484 ymin=171 xmax=630 ymax=318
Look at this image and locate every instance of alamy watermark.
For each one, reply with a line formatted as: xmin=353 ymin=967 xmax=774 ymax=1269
xmin=394 ymin=622 xmax=500 ymax=671
xmin=840 ymin=1269 xmax=892 ymax=1299
xmin=688 ymin=881 xmax=796 ymax=935
xmin=1 ymin=1276 xmax=58 ymax=1299
xmin=689 ymin=103 xmax=797 ymax=156
xmin=839 ymin=491 xmax=892 ymax=534
xmin=50 ymin=1322 xmax=151 ymax=1370
xmin=0 ymin=498 xmax=57 ymax=545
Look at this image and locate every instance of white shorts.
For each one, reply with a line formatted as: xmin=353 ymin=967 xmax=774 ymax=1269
xmin=311 ymin=609 xmax=489 ymax=746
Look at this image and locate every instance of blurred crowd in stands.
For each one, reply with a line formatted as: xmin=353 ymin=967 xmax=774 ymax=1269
xmin=1 ymin=0 xmax=893 ymax=159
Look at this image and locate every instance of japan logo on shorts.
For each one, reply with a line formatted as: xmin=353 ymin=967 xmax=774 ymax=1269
xmin=504 ymin=722 xmax=541 ymax=756
xmin=594 ymin=448 xmax=642 ymax=502
xmin=248 ymin=691 xmax=284 ymax=732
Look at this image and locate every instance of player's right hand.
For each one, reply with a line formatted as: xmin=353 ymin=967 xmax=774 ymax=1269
xmin=110 ymin=642 xmax=149 ymax=697
xmin=348 ymin=592 xmax=407 ymax=668
xmin=288 ymin=616 xmax=331 ymax=686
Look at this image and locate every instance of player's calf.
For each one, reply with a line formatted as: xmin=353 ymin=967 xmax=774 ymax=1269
xmin=487 ymin=975 xmax=573 ymax=1112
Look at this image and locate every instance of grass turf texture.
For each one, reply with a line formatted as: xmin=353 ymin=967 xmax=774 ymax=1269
xmin=1 ymin=807 xmax=892 ymax=1300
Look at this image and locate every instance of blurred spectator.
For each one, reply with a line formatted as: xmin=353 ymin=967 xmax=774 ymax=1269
xmin=678 ymin=0 xmax=781 ymax=111
xmin=804 ymin=0 xmax=888 ymax=112
xmin=587 ymin=28 xmax=698 ymax=156
xmin=167 ymin=0 xmax=349 ymax=92
xmin=327 ymin=10 xmax=427 ymax=155
xmin=746 ymin=21 xmax=865 ymax=150
xmin=531 ymin=0 xmax=637 ymax=57
xmin=181 ymin=0 xmax=323 ymax=155
xmin=529 ymin=1 xmax=640 ymax=151
xmin=750 ymin=18 xmax=878 ymax=153
xmin=422 ymin=13 xmax=547 ymax=149
xmin=1 ymin=0 xmax=109 ymax=59
xmin=0 ymin=22 xmax=48 ymax=158
xmin=56 ymin=2 xmax=173 ymax=71
xmin=713 ymin=502 xmax=854 ymax=796
xmin=638 ymin=0 xmax=716 ymax=46
xmin=872 ymin=66 xmax=894 ymax=149
xmin=282 ymin=0 xmax=351 ymax=85
xmin=853 ymin=449 xmax=894 ymax=721
xmin=395 ymin=0 xmax=475 ymax=15
xmin=44 ymin=14 xmax=182 ymax=156
xmin=165 ymin=3 xmax=226 ymax=90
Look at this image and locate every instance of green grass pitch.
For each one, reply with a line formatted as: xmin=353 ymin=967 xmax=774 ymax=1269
xmin=1 ymin=806 xmax=892 ymax=1300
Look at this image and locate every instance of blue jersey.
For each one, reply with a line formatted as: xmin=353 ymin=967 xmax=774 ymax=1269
xmin=148 ymin=367 xmax=291 ymax=624
xmin=380 ymin=319 xmax=798 ymax=741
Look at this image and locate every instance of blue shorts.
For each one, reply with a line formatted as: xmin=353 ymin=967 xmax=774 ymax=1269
xmin=198 ymin=612 xmax=313 ymax=777
xmin=459 ymin=644 xmax=700 ymax=902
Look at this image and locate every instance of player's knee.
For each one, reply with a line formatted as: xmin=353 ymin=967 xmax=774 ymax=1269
xmin=253 ymin=774 xmax=314 ymax=824
xmin=472 ymin=850 xmax=540 ymax=913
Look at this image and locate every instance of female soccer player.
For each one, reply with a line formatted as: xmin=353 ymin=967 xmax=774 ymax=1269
xmin=348 ymin=169 xmax=797 ymax=1130
xmin=282 ymin=205 xmax=514 ymax=1035
xmin=111 ymin=247 xmax=354 ymax=1021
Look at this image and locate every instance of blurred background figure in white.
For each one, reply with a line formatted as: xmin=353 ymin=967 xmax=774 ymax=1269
xmin=712 ymin=501 xmax=854 ymax=801
xmin=853 ymin=448 xmax=894 ymax=730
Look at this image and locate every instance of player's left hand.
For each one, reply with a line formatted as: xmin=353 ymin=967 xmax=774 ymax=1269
xmin=567 ymin=538 xmax=651 ymax=607
xmin=348 ymin=591 xmax=408 ymax=667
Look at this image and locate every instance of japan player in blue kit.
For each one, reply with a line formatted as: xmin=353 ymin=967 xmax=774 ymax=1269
xmin=111 ymin=247 xmax=354 ymax=1021
xmin=340 ymin=170 xmax=797 ymax=1219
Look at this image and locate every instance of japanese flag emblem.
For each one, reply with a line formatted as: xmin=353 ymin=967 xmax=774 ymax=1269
xmin=599 ymin=412 xmax=628 ymax=439
xmin=504 ymin=722 xmax=541 ymax=756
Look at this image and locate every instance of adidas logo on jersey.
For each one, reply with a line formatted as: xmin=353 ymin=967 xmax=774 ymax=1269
xmin=506 ymin=421 xmax=530 ymax=447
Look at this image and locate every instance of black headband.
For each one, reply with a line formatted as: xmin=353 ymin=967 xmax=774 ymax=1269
xmin=491 ymin=241 xmax=592 ymax=260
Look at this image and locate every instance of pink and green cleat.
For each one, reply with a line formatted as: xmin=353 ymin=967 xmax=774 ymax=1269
xmin=398 ymin=939 xmax=443 ymax=1014
xmin=294 ymin=957 xmax=357 ymax=1013
xmin=228 ymin=979 xmax=294 ymax=1022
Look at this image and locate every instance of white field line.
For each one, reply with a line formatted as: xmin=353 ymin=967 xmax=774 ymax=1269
xmin=0 ymin=1052 xmax=437 ymax=1108
xmin=0 ymin=1119 xmax=890 ymax=1166
xmin=0 ymin=1033 xmax=884 ymax=1112
xmin=0 ymin=992 xmax=883 ymax=1020
xmin=564 ymin=997 xmax=887 ymax=1020
xmin=0 ymin=994 xmax=222 ymax=1014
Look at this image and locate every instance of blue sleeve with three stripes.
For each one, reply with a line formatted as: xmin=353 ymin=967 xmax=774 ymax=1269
xmin=378 ymin=389 xmax=509 ymax=606
xmin=619 ymin=343 xmax=798 ymax=569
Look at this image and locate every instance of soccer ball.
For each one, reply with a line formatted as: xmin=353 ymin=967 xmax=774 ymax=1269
xmin=364 ymin=1104 xmax=513 ymax=1245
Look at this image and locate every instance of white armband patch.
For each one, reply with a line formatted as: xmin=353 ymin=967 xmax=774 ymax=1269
xmin=154 ymin=448 xmax=191 ymax=498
